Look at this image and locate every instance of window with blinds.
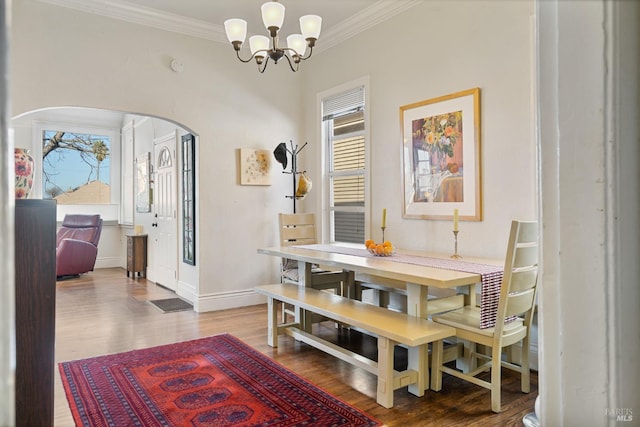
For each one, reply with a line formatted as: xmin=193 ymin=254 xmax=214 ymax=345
xmin=322 ymin=87 xmax=366 ymax=243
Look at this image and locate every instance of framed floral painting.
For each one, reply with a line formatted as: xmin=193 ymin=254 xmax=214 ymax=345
xmin=400 ymin=87 xmax=482 ymax=221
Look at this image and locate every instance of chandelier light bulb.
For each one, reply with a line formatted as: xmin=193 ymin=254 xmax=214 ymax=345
xmin=287 ymin=34 xmax=306 ymax=57
xmin=261 ymin=1 xmax=285 ymax=32
xmin=300 ymin=15 xmax=322 ymax=40
xmin=224 ymin=19 xmax=247 ymax=44
xmin=249 ymin=35 xmax=270 ymax=56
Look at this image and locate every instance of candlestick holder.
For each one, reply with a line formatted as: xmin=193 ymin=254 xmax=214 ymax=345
xmin=381 ymin=226 xmax=386 ymax=243
xmin=451 ymin=230 xmax=462 ymax=259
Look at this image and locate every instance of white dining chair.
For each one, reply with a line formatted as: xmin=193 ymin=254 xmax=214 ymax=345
xmin=431 ymin=220 xmax=539 ymax=413
xmin=278 ymin=213 xmax=352 ymax=321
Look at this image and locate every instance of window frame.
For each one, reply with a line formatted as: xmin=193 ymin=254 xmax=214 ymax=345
xmin=33 ymin=120 xmax=121 ymax=221
xmin=326 ymin=116 xmax=365 ymax=243
xmin=317 ymin=77 xmax=370 ymax=244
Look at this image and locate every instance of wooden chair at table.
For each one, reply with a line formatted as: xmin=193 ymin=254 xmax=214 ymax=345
xmin=431 ymin=220 xmax=539 ymax=413
xmin=278 ymin=213 xmax=352 ymax=322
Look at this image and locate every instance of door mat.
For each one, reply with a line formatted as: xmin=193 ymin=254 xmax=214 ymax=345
xmin=148 ymin=297 xmax=193 ymax=313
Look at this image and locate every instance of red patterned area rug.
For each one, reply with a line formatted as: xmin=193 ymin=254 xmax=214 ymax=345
xmin=59 ymin=333 xmax=382 ymax=427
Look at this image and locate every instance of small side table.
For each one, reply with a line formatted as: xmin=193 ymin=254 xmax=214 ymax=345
xmin=126 ymin=234 xmax=147 ymax=278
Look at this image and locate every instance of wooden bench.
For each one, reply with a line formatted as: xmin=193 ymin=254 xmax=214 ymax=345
xmin=254 ymin=283 xmax=455 ymax=408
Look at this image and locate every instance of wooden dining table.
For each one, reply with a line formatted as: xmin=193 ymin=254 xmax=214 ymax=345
xmin=258 ymin=243 xmax=504 ymax=323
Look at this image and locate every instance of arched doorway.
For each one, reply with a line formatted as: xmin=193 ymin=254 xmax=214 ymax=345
xmin=11 ymin=106 xmax=198 ymax=297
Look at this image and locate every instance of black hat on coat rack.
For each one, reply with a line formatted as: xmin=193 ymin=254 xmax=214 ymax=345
xmin=273 ymin=140 xmax=310 ymax=213
xmin=273 ymin=142 xmax=288 ymax=170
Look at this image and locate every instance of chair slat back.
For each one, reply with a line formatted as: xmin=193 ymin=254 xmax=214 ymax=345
xmin=505 ymin=288 xmax=536 ymax=318
xmin=516 ymin=221 xmax=538 ymax=243
xmin=496 ymin=220 xmax=539 ymax=332
xmin=512 ymin=245 xmax=538 ymax=269
xmin=509 ymin=267 xmax=538 ymax=293
xmin=279 ymin=213 xmax=318 ymax=247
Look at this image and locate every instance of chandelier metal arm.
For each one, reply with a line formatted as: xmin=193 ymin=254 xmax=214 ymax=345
xmin=281 ymin=51 xmax=299 ymax=72
xmin=232 ymin=42 xmax=257 ymax=63
xmin=234 ymin=48 xmax=256 ymax=63
xmin=233 ymin=44 xmax=312 ymax=73
xmin=273 ymin=41 xmax=316 ymax=62
xmin=300 ymin=45 xmax=313 ymax=61
xmin=300 ymin=38 xmax=317 ymax=61
xmin=257 ymin=57 xmax=269 ymax=73
xmin=233 ymin=44 xmax=272 ymax=68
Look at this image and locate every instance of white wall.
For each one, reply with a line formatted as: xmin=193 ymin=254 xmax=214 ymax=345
xmin=537 ymin=0 xmax=640 ymax=425
xmin=298 ymin=0 xmax=538 ymax=371
xmin=5 ymin=1 xmax=640 ymax=425
xmin=10 ymin=0 xmax=539 ymax=341
xmin=11 ymin=0 xmax=536 ymax=308
xmin=11 ymin=0 xmax=301 ymax=311
xmin=301 ymin=0 xmax=537 ymax=259
xmin=0 ymin=1 xmax=14 ymax=423
xmin=10 ymin=0 xmax=539 ymax=364
xmin=614 ymin=0 xmax=640 ymax=415
xmin=298 ymin=0 xmax=539 ymax=370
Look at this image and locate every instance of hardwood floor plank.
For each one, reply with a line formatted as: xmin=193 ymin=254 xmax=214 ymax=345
xmin=54 ymin=268 xmax=537 ymax=426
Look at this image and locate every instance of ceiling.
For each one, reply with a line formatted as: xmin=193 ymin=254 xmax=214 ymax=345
xmin=38 ymin=0 xmax=423 ymax=52
xmin=117 ymin=0 xmax=375 ymax=34
xmin=21 ymin=0 xmax=423 ymax=126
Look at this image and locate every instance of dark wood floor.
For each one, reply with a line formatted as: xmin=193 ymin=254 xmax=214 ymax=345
xmin=54 ymin=268 xmax=537 ymax=426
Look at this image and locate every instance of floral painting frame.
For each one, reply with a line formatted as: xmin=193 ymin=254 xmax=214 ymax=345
xmin=401 ymin=87 xmax=482 ymax=221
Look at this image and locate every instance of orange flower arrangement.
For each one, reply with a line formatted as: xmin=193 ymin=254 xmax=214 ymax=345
xmin=413 ymin=111 xmax=462 ymax=170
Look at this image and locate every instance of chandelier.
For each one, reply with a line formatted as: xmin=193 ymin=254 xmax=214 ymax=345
xmin=224 ymin=1 xmax=322 ymax=73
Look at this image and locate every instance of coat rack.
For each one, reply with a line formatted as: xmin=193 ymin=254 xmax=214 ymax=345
xmin=275 ymin=140 xmax=308 ymax=213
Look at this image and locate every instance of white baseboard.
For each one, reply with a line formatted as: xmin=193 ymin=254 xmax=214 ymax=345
xmin=194 ymin=289 xmax=266 ymax=313
xmin=176 ymin=280 xmax=196 ymax=303
xmin=94 ymin=256 xmax=121 ymax=269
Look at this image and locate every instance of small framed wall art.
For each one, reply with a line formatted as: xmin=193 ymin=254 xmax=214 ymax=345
xmin=239 ymin=148 xmax=271 ymax=186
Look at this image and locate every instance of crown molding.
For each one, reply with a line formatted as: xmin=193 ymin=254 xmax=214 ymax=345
xmin=37 ymin=0 xmax=423 ymax=52
xmin=38 ymin=0 xmax=227 ymax=42
xmin=319 ymin=0 xmax=423 ymax=52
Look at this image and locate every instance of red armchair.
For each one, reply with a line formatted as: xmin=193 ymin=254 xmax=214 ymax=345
xmin=56 ymin=214 xmax=102 ymax=278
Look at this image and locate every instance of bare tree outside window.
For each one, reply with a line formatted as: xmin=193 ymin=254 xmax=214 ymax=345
xmin=42 ymin=130 xmax=111 ymax=204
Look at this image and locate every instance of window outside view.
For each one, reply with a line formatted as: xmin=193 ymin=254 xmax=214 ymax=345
xmin=42 ymin=130 xmax=111 ymax=204
xmin=330 ymin=112 xmax=365 ymax=243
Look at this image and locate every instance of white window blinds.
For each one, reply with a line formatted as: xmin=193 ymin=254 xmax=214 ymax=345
xmin=322 ymin=87 xmax=365 ymax=121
